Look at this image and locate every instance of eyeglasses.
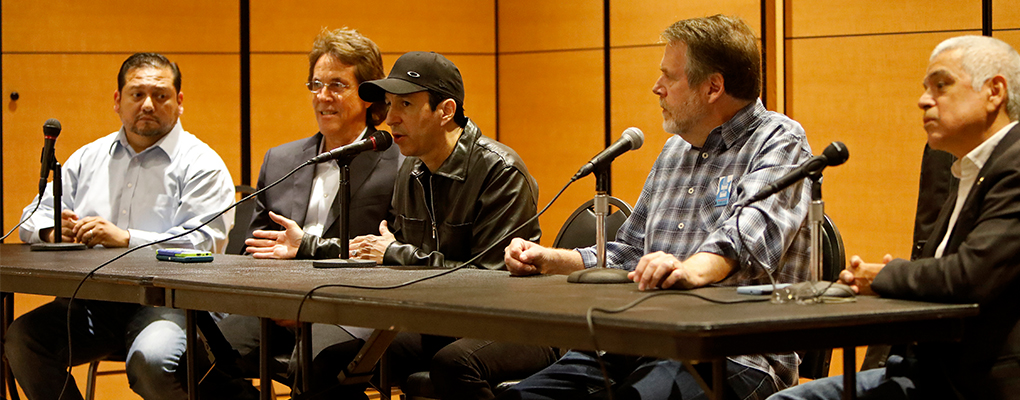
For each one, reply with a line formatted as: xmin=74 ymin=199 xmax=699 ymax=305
xmin=306 ymin=80 xmax=351 ymax=95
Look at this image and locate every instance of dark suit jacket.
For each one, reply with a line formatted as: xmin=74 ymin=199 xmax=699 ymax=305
xmin=873 ymin=123 xmax=1020 ymax=399
xmin=243 ymin=131 xmax=402 ymax=254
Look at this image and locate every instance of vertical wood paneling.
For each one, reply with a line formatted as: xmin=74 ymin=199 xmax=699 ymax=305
xmin=2 ymin=1 xmax=239 ymax=52
xmin=498 ymin=51 xmax=605 ymax=245
xmin=787 ymin=0 xmax=980 ymax=38
xmin=788 ymin=32 xmax=973 ymax=262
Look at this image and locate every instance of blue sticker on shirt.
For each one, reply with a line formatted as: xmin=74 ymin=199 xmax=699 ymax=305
xmin=715 ymin=175 xmax=733 ymax=207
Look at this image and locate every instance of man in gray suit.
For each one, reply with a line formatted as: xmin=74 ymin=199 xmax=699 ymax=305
xmin=214 ymin=27 xmax=402 ymax=398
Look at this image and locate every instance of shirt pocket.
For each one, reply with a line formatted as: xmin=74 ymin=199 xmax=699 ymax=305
xmin=438 ymin=221 xmax=473 ymax=260
xmin=394 ymin=214 xmax=428 ymax=248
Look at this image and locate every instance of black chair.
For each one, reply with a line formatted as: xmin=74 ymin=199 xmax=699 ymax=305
xmin=401 ymin=197 xmax=634 ymax=400
xmin=226 ymin=185 xmax=257 ymax=255
xmin=553 ymin=197 xmax=633 ymax=249
xmin=797 ymin=214 xmax=846 ymax=380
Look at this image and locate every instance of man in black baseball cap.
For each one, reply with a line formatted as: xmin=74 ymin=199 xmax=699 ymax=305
xmin=297 ymin=51 xmax=556 ymax=399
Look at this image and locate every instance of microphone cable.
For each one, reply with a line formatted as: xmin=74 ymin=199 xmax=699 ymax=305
xmin=292 ymin=174 xmax=581 ymax=321
xmin=55 ymin=159 xmax=315 ymax=399
xmin=1 ymin=198 xmax=41 ymax=242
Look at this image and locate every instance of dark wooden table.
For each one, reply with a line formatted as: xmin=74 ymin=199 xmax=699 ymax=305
xmin=1 ymin=244 xmax=980 ymax=400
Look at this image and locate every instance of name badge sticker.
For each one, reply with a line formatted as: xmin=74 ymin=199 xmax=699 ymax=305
xmin=715 ymin=175 xmax=733 ymax=207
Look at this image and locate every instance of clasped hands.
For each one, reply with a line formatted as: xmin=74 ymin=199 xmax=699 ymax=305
xmin=838 ymin=254 xmax=892 ymax=295
xmin=245 ymin=211 xmax=394 ymax=262
xmin=46 ymin=209 xmax=130 ymax=248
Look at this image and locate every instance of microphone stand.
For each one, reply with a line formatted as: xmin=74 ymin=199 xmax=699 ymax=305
xmin=312 ymin=157 xmax=375 ymax=268
xmin=594 ymin=165 xmax=610 ymax=269
xmin=800 ymin=173 xmax=850 ymax=297
xmin=566 ymin=164 xmax=630 ymax=283
xmin=32 ymin=158 xmax=85 ymax=251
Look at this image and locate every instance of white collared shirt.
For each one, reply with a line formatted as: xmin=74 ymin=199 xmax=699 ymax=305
xmin=20 ymin=120 xmax=235 ymax=251
xmin=935 ymin=121 xmax=1018 ymax=258
xmin=301 ymin=128 xmax=369 ymax=236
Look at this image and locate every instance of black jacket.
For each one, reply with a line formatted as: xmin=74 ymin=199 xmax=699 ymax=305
xmin=874 ymin=123 xmax=1020 ymax=399
xmin=300 ymin=119 xmax=541 ymax=269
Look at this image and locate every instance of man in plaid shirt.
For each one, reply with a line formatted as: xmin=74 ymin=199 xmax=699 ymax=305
xmin=501 ymin=15 xmax=813 ymax=400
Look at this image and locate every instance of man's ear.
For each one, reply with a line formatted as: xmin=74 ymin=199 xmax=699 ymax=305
xmin=177 ymin=91 xmax=185 ymax=115
xmin=439 ymin=98 xmax=457 ymax=126
xmin=986 ymin=75 xmax=1008 ymax=114
xmin=113 ymin=90 xmax=121 ymax=113
xmin=705 ymin=73 xmax=725 ymax=103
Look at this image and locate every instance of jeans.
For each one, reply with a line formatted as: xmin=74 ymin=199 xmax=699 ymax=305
xmin=6 ymin=299 xmax=188 ymax=400
xmin=767 ymin=356 xmax=936 ymax=400
xmin=497 ymin=350 xmax=775 ymax=400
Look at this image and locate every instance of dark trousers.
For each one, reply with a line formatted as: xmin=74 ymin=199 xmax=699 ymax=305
xmin=388 ymin=332 xmax=559 ymax=400
xmin=498 ymin=350 xmax=775 ymax=400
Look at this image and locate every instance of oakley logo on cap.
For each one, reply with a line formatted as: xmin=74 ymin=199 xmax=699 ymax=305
xmin=407 ymin=71 xmax=421 ymax=78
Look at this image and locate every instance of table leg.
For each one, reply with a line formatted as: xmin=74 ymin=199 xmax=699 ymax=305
xmin=843 ymin=346 xmax=856 ymax=400
xmin=300 ymin=322 xmax=312 ymax=393
xmin=259 ymin=318 xmax=271 ymax=400
xmin=712 ymin=360 xmax=725 ymax=400
xmin=186 ymin=310 xmax=198 ymax=400
xmin=1 ymin=292 xmax=19 ymax=400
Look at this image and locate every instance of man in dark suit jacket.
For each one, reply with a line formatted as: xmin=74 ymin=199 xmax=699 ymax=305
xmin=212 ymin=28 xmax=401 ymax=399
xmin=769 ymin=35 xmax=1020 ymax=400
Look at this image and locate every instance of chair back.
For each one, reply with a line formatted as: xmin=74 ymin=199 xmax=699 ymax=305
xmin=553 ymin=197 xmax=633 ymax=249
xmin=225 ymin=185 xmax=257 ymax=255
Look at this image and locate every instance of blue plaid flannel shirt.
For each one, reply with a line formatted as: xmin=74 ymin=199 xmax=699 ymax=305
xmin=578 ymin=99 xmax=813 ymax=390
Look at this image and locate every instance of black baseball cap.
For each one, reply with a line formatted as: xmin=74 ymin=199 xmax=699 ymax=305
xmin=359 ymin=51 xmax=464 ymax=104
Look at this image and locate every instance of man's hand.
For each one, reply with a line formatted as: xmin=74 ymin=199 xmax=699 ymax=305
xmin=72 ymin=215 xmax=129 ymax=248
xmin=503 ymin=238 xmax=584 ymax=276
xmin=45 ymin=209 xmax=80 ymax=243
xmin=629 ymin=252 xmax=734 ymax=291
xmin=349 ymin=220 xmax=396 ymax=263
xmin=839 ymin=254 xmax=891 ymax=295
xmin=246 ymin=211 xmax=303 ymax=259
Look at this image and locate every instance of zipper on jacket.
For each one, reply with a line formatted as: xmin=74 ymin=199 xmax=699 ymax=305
xmin=413 ymin=172 xmax=439 ymax=246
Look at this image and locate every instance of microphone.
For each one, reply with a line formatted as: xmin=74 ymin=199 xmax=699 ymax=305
xmin=741 ymin=141 xmax=850 ymax=206
xmin=573 ymin=127 xmax=644 ymax=180
xmin=309 ymin=130 xmax=393 ymax=163
xmin=39 ymin=119 xmax=62 ymax=196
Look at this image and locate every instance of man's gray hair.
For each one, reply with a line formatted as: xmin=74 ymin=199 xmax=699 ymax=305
xmin=932 ymin=35 xmax=1020 ymax=121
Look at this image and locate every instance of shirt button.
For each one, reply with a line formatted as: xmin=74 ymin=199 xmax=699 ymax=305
xmin=688 ymin=187 xmax=695 ymax=194
xmin=122 ymin=210 xmax=127 ymax=214
xmin=678 ymin=223 xmax=685 ymax=229
xmin=701 ymin=152 xmax=709 ymax=159
xmin=127 ymin=183 xmax=133 ymax=188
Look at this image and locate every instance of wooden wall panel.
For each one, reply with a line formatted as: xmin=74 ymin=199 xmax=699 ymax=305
xmin=609 ymin=45 xmax=672 ymax=207
xmin=993 ymin=0 xmax=1020 ymax=29
xmin=786 ymin=32 xmax=969 ymax=262
xmin=498 ymin=51 xmax=605 ymax=246
xmin=3 ymin=54 xmax=241 ymax=241
xmin=995 ymin=32 xmax=1020 ymax=51
xmin=497 ymin=0 xmax=602 ymax=52
xmin=611 ymin=0 xmax=761 ymax=47
xmin=787 ymin=0 xmax=979 ymax=38
xmin=250 ymin=0 xmax=495 ymax=53
xmin=249 ymin=54 xmax=322 ymax=186
xmin=2 ymin=0 xmax=239 ymax=52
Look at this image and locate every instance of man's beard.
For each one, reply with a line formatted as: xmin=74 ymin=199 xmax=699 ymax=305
xmin=131 ymin=118 xmax=171 ymax=137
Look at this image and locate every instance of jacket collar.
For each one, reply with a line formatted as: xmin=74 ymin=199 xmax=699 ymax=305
xmin=412 ymin=119 xmax=479 ymax=182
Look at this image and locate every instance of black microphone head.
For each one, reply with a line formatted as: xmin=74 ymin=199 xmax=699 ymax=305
xmin=622 ymin=127 xmax=644 ymax=150
xmin=372 ymin=130 xmax=393 ymax=151
xmin=822 ymin=141 xmax=849 ymax=166
xmin=43 ymin=118 xmax=62 ymax=137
